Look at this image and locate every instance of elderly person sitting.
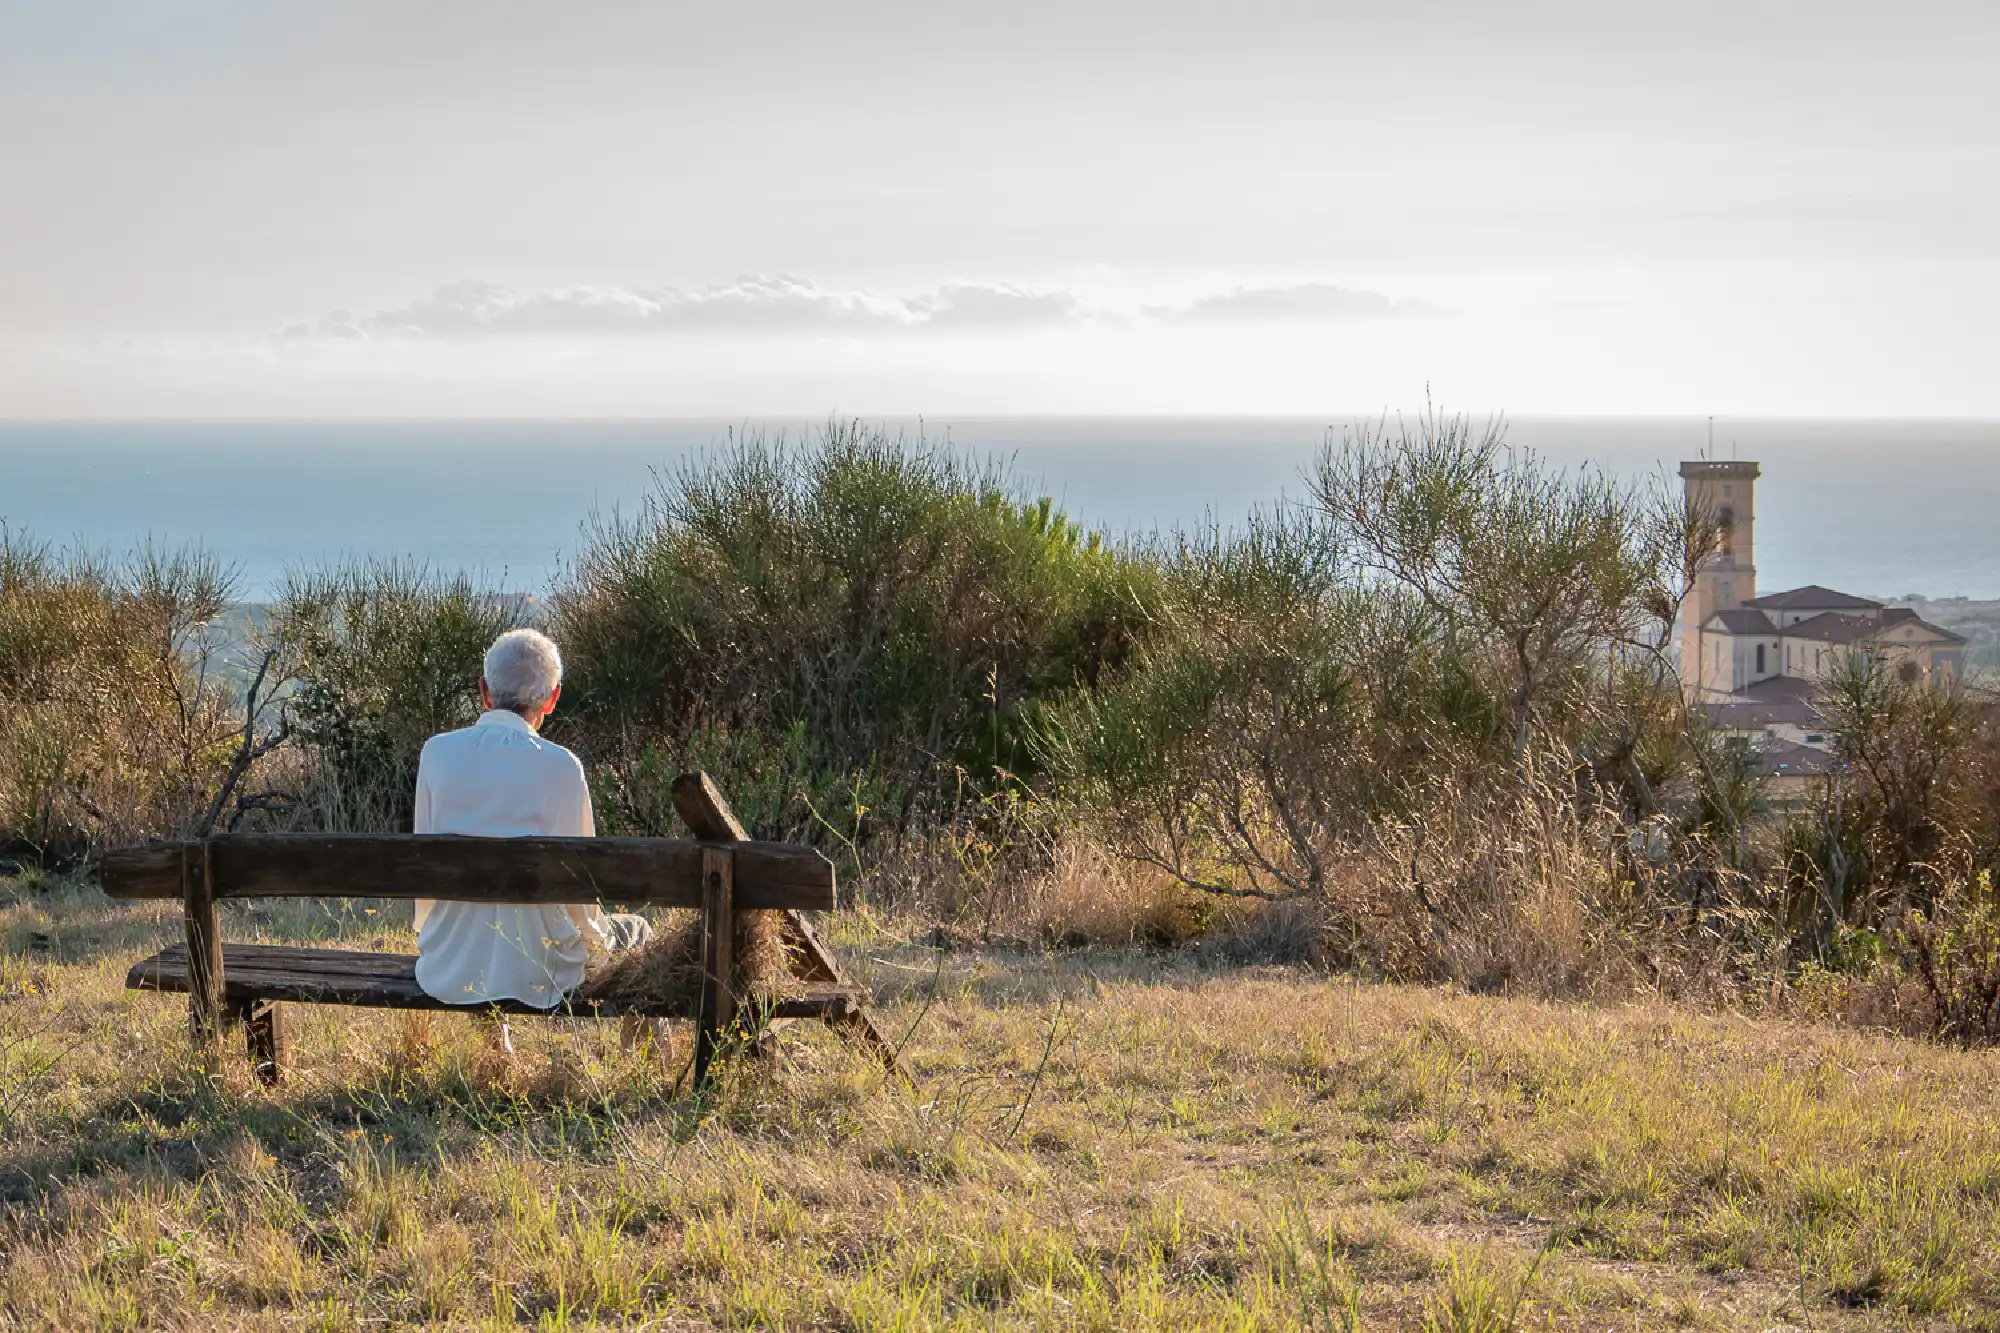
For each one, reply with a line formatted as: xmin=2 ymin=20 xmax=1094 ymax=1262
xmin=412 ymin=628 xmax=647 ymax=1017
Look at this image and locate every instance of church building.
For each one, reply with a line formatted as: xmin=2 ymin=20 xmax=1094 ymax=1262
xmin=1676 ymin=460 xmax=1964 ymax=752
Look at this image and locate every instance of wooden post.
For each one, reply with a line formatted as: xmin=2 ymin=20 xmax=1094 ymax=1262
xmin=183 ymin=842 xmax=226 ymax=1048
xmin=693 ymin=845 xmax=735 ymax=1086
xmin=243 ymin=1001 xmax=286 ymax=1086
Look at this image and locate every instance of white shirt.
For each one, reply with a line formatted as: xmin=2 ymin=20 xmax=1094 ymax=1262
xmin=411 ymin=710 xmax=608 ymax=1008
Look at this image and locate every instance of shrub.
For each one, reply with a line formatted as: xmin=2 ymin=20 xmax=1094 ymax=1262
xmin=1310 ymin=408 xmax=1694 ymax=768
xmin=1813 ymin=654 xmax=1978 ymax=918
xmin=1904 ymin=871 xmax=2000 ymax=1045
xmin=587 ymin=723 xmax=893 ymax=851
xmin=275 ymin=561 xmax=525 ymax=833
xmin=0 ymin=530 xmax=239 ymax=861
xmin=1033 ymin=417 xmax=1775 ymax=990
xmin=551 ymin=421 xmax=1154 ymax=842
xmin=1033 ymin=508 xmax=1498 ymax=907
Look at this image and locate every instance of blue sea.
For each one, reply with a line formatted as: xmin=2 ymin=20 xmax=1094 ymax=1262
xmin=3 ymin=417 xmax=1999 ymax=600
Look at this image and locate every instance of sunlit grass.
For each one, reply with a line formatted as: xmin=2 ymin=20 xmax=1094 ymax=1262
xmin=4 ymin=876 xmax=1999 ymax=1329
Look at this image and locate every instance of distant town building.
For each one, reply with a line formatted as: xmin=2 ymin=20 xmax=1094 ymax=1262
xmin=1675 ymin=459 xmax=1965 ymax=796
xmin=1677 ymin=460 xmax=1965 ymax=706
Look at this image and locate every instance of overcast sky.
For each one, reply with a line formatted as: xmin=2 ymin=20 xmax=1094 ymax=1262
xmin=2 ymin=0 xmax=1996 ymax=417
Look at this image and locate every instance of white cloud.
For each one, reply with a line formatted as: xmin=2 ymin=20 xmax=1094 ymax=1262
xmin=280 ymin=275 xmax=1440 ymax=341
xmin=1170 ymin=283 xmax=1447 ymax=322
xmin=282 ymin=275 xmax=1085 ymax=339
xmin=912 ymin=283 xmax=1087 ymax=329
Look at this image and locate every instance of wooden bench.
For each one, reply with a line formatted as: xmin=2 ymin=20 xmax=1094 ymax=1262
xmin=105 ymin=773 xmax=899 ymax=1086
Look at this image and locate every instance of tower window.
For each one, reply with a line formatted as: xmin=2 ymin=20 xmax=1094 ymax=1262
xmin=1756 ymin=645 xmax=1765 ymax=674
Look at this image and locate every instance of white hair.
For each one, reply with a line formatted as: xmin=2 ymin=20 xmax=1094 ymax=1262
xmin=483 ymin=628 xmax=563 ymax=713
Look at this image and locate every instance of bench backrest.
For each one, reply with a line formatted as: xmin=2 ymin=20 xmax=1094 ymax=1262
xmin=103 ymin=833 xmax=835 ymax=912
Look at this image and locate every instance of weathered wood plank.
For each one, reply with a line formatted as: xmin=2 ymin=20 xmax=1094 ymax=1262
xmin=157 ymin=943 xmax=422 ymax=974
xmin=243 ymin=1000 xmax=285 ymax=1086
xmin=136 ymin=941 xmax=419 ymax=978
xmin=127 ymin=942 xmax=866 ymax=1022
xmin=672 ymin=771 xmax=750 ymax=841
xmin=779 ymin=911 xmax=850 ymax=988
xmin=693 ymin=846 xmax=736 ymax=1085
xmin=770 ymin=992 xmax=861 ymax=1020
xmin=676 ymin=770 xmax=791 ymax=1068
xmin=103 ymin=834 xmax=834 ymax=911
xmin=184 ymin=845 xmax=225 ymax=1045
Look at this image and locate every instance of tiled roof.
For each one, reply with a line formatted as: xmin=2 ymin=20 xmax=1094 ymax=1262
xmin=1707 ymin=608 xmax=1776 ymax=635
xmin=1751 ymin=739 xmax=1843 ymax=779
xmin=1774 ymin=611 xmax=1967 ymax=647
xmin=1701 ymin=676 xmax=1828 ymax=732
xmin=1881 ymin=614 xmax=1968 ymax=645
xmin=1739 ymin=675 xmax=1818 ymax=704
xmin=1744 ymin=585 xmax=1883 ymax=612
xmin=1701 ymin=696 xmax=1823 ymax=731
xmin=1780 ymin=612 xmax=1883 ymax=645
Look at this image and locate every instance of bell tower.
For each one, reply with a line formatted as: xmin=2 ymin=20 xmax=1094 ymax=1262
xmin=1677 ymin=460 xmax=1760 ymax=695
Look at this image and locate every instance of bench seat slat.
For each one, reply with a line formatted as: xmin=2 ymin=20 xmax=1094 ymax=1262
xmin=143 ymin=943 xmax=425 ymax=976
xmin=126 ymin=943 xmax=862 ymax=1021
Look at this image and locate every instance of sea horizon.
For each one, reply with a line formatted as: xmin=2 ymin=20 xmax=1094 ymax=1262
xmin=5 ymin=414 xmax=1999 ymax=601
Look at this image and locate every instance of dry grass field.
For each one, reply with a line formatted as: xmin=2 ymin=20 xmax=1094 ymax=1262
xmin=5 ymin=873 xmax=2000 ymax=1331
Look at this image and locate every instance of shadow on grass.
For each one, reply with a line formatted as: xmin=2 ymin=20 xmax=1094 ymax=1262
xmin=0 ymin=1026 xmax=730 ymax=1218
xmin=0 ymin=986 xmax=906 ymax=1231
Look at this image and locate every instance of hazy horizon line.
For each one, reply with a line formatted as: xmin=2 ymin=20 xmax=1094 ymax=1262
xmin=11 ymin=412 xmax=2000 ymax=426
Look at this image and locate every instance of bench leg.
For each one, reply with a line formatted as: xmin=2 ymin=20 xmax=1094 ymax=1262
xmin=239 ymin=1000 xmax=285 ymax=1086
xmin=693 ymin=846 xmax=736 ymax=1087
xmin=184 ymin=845 xmax=226 ymax=1049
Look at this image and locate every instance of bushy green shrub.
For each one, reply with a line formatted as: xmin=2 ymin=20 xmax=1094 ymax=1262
xmin=1311 ymin=409 xmax=1691 ymax=768
xmin=1817 ymin=653 xmax=1975 ymax=914
xmin=588 ymin=722 xmax=892 ymax=849
xmin=0 ymin=530 xmax=238 ymax=860
xmin=1905 ymin=871 xmax=2000 ymax=1044
xmin=551 ymin=422 xmax=1154 ymax=840
xmin=276 ymin=561 xmax=525 ymax=833
xmin=1033 ymin=508 xmax=1502 ymax=901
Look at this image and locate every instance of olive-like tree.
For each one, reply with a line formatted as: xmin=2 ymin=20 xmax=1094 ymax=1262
xmin=1309 ymin=408 xmax=1693 ymax=773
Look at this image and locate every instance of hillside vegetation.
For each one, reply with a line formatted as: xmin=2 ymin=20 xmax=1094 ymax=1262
xmin=6 ymin=416 xmax=1999 ymax=1033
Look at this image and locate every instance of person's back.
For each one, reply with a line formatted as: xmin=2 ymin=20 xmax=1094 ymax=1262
xmin=412 ymin=629 xmax=608 ymax=1008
